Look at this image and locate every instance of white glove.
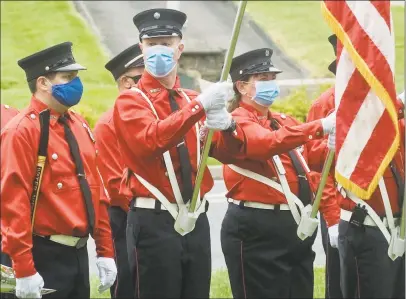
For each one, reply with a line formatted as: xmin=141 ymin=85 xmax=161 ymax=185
xmin=196 ymin=81 xmax=234 ymax=112
xmin=328 ymin=224 xmax=339 ymax=248
xmin=16 ymin=272 xmax=44 ymax=299
xmin=96 ymin=257 xmax=117 ymax=293
xmin=327 ymin=126 xmax=335 ymax=150
xmin=321 ymin=111 xmax=336 ymax=135
xmin=205 ymin=107 xmax=233 ymax=131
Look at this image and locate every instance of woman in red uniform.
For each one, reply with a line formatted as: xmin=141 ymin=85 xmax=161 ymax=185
xmin=208 ymin=48 xmax=336 ymax=298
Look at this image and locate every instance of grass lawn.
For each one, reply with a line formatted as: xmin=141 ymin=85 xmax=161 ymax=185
xmin=1 ymin=1 xmax=117 ymax=128
xmin=244 ymin=2 xmax=405 ymax=91
xmin=0 ymin=1 xmax=227 ymax=167
xmin=91 ymin=267 xmax=326 ymax=298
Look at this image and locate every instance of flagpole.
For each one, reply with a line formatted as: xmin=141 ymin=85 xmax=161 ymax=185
xmin=189 ymin=0 xmax=247 ymax=213
xmin=310 ymin=149 xmax=335 ymax=218
xmin=400 ymin=100 xmax=406 ymax=239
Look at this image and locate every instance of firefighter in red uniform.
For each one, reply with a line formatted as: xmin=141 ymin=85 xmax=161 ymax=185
xmin=309 ymin=35 xmax=405 ymax=299
xmin=0 ymin=42 xmax=117 ymax=299
xmin=0 ymin=104 xmax=19 ymax=290
xmin=206 ymin=48 xmax=336 ymax=298
xmin=113 ymin=9 xmax=235 ymax=298
xmin=306 ymin=34 xmax=342 ymax=299
xmin=94 ymin=43 xmax=145 ymax=298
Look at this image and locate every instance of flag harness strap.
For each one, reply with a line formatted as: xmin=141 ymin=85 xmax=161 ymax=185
xmin=30 ymin=109 xmax=51 ymax=228
xmin=228 ymin=150 xmax=309 ymax=225
xmin=128 ymin=87 xmax=206 ymax=220
xmin=338 ymin=178 xmax=395 ymax=243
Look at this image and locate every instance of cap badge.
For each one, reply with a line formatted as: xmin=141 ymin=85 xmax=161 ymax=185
xmin=154 ymin=12 xmax=160 ymax=19
xmin=45 ymin=66 xmax=50 ymax=71
xmin=265 ymin=50 xmax=270 ymax=56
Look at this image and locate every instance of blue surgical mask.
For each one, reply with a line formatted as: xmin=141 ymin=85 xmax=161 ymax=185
xmin=144 ymin=45 xmax=177 ymax=78
xmin=49 ymin=77 xmax=84 ymax=107
xmin=253 ymin=80 xmax=280 ymax=107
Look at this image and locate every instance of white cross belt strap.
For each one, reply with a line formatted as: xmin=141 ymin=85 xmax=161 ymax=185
xmin=129 ymin=87 xmax=204 ymax=224
xmin=228 ymin=160 xmax=304 ymax=224
xmin=340 ymin=178 xmax=405 ymax=260
xmin=133 ymin=173 xmax=179 ymax=218
xmin=340 ymin=209 xmax=398 ymax=227
xmin=338 ymin=179 xmax=392 ymax=243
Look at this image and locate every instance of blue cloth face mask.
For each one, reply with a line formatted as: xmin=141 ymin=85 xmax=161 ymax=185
xmin=144 ymin=45 xmax=177 ymax=78
xmin=49 ymin=77 xmax=84 ymax=107
xmin=253 ymin=80 xmax=280 ymax=107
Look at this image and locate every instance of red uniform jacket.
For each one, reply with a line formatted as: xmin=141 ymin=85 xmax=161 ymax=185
xmin=113 ymin=72 xmax=214 ymax=202
xmin=1 ymin=97 xmax=114 ymax=278
xmin=94 ymin=108 xmax=130 ymax=212
xmin=306 ymin=87 xmax=340 ymax=227
xmin=307 ymin=87 xmax=405 ymax=217
xmin=211 ymin=102 xmax=326 ymax=206
xmin=1 ymin=104 xmax=19 ymax=130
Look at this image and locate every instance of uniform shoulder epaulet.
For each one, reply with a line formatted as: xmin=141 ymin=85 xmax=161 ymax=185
xmin=20 ymin=108 xmax=41 ymax=128
xmin=2 ymin=107 xmax=38 ymax=137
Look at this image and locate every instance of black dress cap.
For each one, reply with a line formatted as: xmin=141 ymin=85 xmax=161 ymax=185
xmin=328 ymin=34 xmax=337 ymax=75
xmin=133 ymin=8 xmax=187 ymax=40
xmin=17 ymin=42 xmax=86 ymax=82
xmin=229 ymin=48 xmax=282 ymax=82
xmin=105 ymin=44 xmax=145 ymax=80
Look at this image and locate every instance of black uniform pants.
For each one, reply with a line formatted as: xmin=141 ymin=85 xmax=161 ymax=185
xmin=33 ymin=236 xmax=90 ymax=298
xmin=320 ymin=216 xmax=343 ymax=299
xmin=126 ymin=204 xmax=211 ymax=298
xmin=338 ymin=220 xmax=405 ymax=299
xmin=109 ymin=206 xmax=133 ymax=298
xmin=1 ymin=236 xmax=89 ymax=299
xmin=221 ymin=203 xmax=316 ymax=299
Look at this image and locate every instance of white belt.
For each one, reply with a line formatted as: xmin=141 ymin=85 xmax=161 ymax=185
xmin=133 ymin=197 xmax=178 ymax=211
xmin=340 ymin=209 xmax=398 ymax=228
xmin=228 ymin=199 xmax=290 ymax=210
xmin=35 ymin=234 xmax=88 ymax=248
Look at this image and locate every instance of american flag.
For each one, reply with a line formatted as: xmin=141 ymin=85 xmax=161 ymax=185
xmin=321 ymin=0 xmax=400 ymax=199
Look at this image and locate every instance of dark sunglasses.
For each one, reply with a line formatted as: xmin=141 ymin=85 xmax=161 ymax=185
xmin=126 ymin=75 xmax=142 ymax=84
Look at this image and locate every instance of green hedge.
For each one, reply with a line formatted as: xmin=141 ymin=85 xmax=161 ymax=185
xmin=272 ymin=84 xmax=333 ymax=122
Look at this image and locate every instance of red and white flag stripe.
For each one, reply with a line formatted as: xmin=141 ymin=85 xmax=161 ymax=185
xmin=321 ymin=0 xmax=399 ymax=199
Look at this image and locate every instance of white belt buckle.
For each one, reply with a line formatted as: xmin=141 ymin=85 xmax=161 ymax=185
xmin=173 ymin=197 xmax=206 ymax=236
xmin=297 ymin=205 xmax=318 ymax=240
xmin=388 ymin=227 xmax=405 ymax=260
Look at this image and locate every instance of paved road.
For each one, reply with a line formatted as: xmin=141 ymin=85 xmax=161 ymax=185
xmin=88 ymin=180 xmax=326 ymax=275
xmin=75 ymin=0 xmax=305 ymax=80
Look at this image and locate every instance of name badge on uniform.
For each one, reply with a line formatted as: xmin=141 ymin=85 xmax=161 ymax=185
xmin=82 ymin=122 xmax=96 ymax=143
xmin=272 ymin=155 xmax=286 ymax=175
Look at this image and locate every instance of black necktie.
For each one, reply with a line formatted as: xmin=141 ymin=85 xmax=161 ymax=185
xmin=59 ymin=115 xmax=95 ymax=234
xmin=270 ymin=119 xmax=312 ymax=206
xmin=389 ymin=161 xmax=404 ymax=209
xmin=168 ymin=90 xmax=194 ymax=204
